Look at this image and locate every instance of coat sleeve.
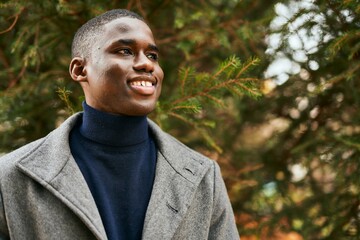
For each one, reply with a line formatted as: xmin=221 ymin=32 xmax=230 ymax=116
xmin=0 ymin=191 xmax=9 ymax=240
xmin=209 ymin=161 xmax=240 ymax=240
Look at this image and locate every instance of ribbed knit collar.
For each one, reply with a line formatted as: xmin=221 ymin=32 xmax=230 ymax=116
xmin=79 ymin=102 xmax=149 ymax=147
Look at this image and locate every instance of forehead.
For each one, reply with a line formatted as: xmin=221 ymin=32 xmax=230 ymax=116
xmin=101 ymin=17 xmax=155 ymax=43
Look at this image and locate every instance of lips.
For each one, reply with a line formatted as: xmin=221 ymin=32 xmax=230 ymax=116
xmin=128 ymin=76 xmax=157 ymax=96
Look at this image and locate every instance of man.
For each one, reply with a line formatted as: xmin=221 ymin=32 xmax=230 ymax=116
xmin=0 ymin=9 xmax=239 ymax=240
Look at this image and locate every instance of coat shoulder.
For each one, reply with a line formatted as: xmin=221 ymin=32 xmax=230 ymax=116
xmin=0 ymin=138 xmax=45 ymax=177
xmin=0 ymin=113 xmax=81 ymax=179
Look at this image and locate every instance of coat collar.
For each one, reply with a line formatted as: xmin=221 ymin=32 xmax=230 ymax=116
xmin=16 ymin=113 xmax=107 ymax=240
xmin=15 ymin=113 xmax=212 ymax=240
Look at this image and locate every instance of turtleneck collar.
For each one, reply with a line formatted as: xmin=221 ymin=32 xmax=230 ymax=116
xmin=79 ymin=102 xmax=149 ymax=147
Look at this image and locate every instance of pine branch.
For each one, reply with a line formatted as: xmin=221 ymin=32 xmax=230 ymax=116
xmin=172 ymin=77 xmax=260 ymax=105
xmin=171 ymin=56 xmax=261 ymax=107
xmin=316 ymin=63 xmax=360 ymax=92
xmin=0 ymin=7 xmax=24 ymax=35
xmin=234 ymin=81 xmax=263 ymax=98
xmin=56 ymin=87 xmax=75 ymax=115
xmin=235 ymin=57 xmax=260 ymax=78
xmin=170 ymin=105 xmax=201 ymax=113
xmin=168 ymin=112 xmax=222 ymax=153
xmin=162 ymin=56 xmax=261 ymax=153
xmin=329 ymin=31 xmax=360 ymax=58
xmin=179 ymin=67 xmax=192 ymax=96
xmin=168 ymin=112 xmax=198 ymax=130
xmin=200 ymin=93 xmax=226 ymax=108
xmin=213 ymin=56 xmax=238 ymax=78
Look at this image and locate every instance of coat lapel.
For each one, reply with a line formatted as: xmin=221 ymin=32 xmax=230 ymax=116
xmin=142 ymin=121 xmax=212 ymax=239
xmin=16 ymin=114 xmax=107 ymax=240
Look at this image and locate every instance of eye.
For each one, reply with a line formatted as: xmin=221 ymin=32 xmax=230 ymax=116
xmin=147 ymin=52 xmax=159 ymax=61
xmin=117 ymin=49 xmax=133 ymax=55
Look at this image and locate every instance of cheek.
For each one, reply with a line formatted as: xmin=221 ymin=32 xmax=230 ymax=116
xmin=104 ymin=63 xmax=128 ymax=80
xmin=160 ymin=70 xmax=164 ymax=81
xmin=156 ymin=67 xmax=164 ymax=84
xmin=156 ymin=74 xmax=163 ymax=98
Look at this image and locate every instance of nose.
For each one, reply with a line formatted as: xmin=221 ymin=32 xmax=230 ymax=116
xmin=133 ymin=53 xmax=154 ymax=73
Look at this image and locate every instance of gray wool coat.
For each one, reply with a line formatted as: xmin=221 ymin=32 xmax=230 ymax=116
xmin=0 ymin=113 xmax=239 ymax=240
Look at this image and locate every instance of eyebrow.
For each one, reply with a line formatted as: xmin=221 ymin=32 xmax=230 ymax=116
xmin=114 ymin=39 xmax=159 ymax=52
xmin=148 ymin=43 xmax=159 ymax=52
xmin=117 ymin=39 xmax=135 ymax=45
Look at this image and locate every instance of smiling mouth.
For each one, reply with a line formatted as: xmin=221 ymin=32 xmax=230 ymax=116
xmin=128 ymin=77 xmax=157 ymax=95
xmin=129 ymin=80 xmax=155 ymax=87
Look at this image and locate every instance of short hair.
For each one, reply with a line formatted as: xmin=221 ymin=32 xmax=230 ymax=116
xmin=71 ymin=9 xmax=144 ymax=58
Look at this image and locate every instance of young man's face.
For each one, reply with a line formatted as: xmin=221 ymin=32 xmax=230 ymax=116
xmin=79 ymin=17 xmax=164 ymax=116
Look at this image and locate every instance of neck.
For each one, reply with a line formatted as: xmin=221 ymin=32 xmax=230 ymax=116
xmin=79 ymin=102 xmax=149 ymax=147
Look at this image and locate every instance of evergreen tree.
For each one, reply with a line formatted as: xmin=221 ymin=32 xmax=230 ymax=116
xmin=1 ymin=0 xmax=359 ymax=239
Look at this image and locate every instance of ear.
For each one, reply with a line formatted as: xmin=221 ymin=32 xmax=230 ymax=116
xmin=69 ymin=57 xmax=87 ymax=82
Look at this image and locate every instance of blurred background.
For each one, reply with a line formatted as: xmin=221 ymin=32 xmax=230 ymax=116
xmin=0 ymin=0 xmax=359 ymax=239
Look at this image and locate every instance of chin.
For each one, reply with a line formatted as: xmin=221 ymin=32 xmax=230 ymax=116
xmin=121 ymin=103 xmax=156 ymax=116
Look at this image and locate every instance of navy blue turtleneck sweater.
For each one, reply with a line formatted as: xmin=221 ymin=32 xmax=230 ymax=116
xmin=69 ymin=102 xmax=157 ymax=240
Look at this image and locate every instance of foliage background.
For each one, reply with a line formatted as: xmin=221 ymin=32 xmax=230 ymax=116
xmin=0 ymin=0 xmax=359 ymax=239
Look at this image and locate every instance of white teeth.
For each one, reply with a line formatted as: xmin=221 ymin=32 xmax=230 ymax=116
xmin=131 ymin=81 xmax=153 ymax=87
